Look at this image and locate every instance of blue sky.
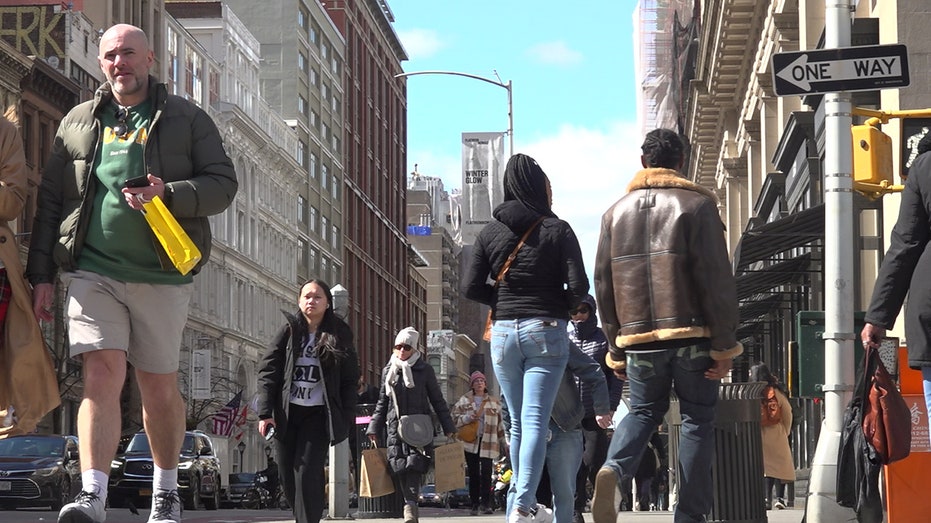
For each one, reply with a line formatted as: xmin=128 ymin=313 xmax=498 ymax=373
xmin=391 ymin=1 xmax=645 ymax=283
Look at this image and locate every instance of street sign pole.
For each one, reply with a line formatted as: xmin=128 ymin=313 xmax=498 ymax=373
xmin=806 ymin=1 xmax=858 ymax=520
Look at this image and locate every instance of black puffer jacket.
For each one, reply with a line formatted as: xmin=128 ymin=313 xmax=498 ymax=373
xmin=257 ymin=311 xmax=360 ymax=444
xmin=568 ymin=294 xmax=624 ymax=417
xmin=366 ymin=358 xmax=456 ymax=473
xmin=464 ymin=200 xmax=589 ymax=319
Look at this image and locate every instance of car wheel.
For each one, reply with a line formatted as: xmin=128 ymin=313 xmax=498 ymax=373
xmin=204 ymin=483 xmax=220 ymax=510
xmin=51 ymin=477 xmax=71 ymax=511
xmin=184 ymin=476 xmax=203 ymax=511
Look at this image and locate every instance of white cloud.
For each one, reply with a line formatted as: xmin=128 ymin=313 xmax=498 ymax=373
xmin=398 ymin=29 xmax=445 ymax=60
xmin=526 ymin=41 xmax=584 ymax=66
xmin=522 ymin=122 xmax=643 ymax=288
xmin=407 ymin=121 xmax=643 ymax=290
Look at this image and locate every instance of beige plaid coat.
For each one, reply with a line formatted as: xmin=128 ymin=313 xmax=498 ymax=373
xmin=451 ymin=391 xmax=505 ymax=459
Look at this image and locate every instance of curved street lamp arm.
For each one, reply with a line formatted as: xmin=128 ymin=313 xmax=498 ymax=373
xmin=395 ymin=70 xmax=508 ymax=90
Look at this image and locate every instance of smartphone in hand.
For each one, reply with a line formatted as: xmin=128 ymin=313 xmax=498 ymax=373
xmin=123 ymin=175 xmax=149 ymax=188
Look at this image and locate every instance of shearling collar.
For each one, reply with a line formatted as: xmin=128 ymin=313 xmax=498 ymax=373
xmin=627 ymin=168 xmax=719 ymax=203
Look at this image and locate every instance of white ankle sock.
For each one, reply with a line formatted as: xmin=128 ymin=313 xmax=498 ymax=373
xmin=81 ymin=469 xmax=109 ymax=498
xmin=153 ymin=466 xmax=178 ymax=492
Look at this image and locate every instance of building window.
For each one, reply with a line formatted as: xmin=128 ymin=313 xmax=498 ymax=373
xmin=298 ymin=195 xmax=307 ymax=224
xmin=331 ymin=56 xmax=340 ymax=75
xmin=298 ymin=7 xmax=308 ymax=31
xmin=321 ymin=43 xmax=329 ymax=62
xmin=310 ymin=152 xmax=318 ymax=179
xmin=332 ymin=95 xmax=340 ymax=116
xmin=332 ymin=224 xmax=339 ymax=248
xmin=310 ymin=110 xmax=319 ymax=129
xmin=298 ymin=95 xmax=307 ymax=116
xmin=298 ymin=51 xmax=307 ymax=73
xmin=310 ymin=206 xmax=318 ymax=233
xmin=297 ymin=140 xmax=306 ymax=167
xmin=321 ymin=216 xmax=329 ymax=243
xmin=310 ymin=67 xmax=319 ymax=87
xmin=321 ymin=82 xmax=329 ymax=102
xmin=331 ymin=173 xmax=339 ymax=199
xmin=321 ymin=163 xmax=329 ymax=191
xmin=310 ymin=21 xmax=319 ymax=45
xmin=298 ymin=237 xmax=308 ymax=276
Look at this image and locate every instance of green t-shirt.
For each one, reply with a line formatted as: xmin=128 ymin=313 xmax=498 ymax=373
xmin=77 ymin=100 xmax=192 ymax=284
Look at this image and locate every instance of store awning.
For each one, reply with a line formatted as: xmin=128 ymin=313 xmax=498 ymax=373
xmin=735 ymin=253 xmax=812 ymax=301
xmin=732 ymin=204 xmax=824 ymax=274
xmin=738 ymin=294 xmax=783 ymax=324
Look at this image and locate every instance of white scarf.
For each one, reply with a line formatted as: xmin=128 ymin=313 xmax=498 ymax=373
xmin=385 ymin=350 xmax=420 ymax=391
xmin=385 ymin=351 xmax=420 ymax=417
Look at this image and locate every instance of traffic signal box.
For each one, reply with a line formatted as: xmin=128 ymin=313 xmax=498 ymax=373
xmin=885 ymin=347 xmax=931 ymax=522
xmin=852 ymin=124 xmax=894 ymax=186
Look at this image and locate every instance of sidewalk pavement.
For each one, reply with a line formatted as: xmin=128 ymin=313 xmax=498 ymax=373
xmin=267 ymin=506 xmax=805 ymax=523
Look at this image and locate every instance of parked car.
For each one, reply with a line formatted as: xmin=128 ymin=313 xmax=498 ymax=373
xmin=418 ymin=484 xmax=443 ymax=507
xmin=109 ymin=430 xmax=222 ymax=511
xmin=443 ymin=486 xmax=471 ymax=508
xmin=221 ymin=472 xmax=255 ymax=508
xmin=0 ymin=434 xmax=81 ymax=510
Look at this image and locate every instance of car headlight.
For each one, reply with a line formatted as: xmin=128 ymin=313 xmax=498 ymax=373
xmin=178 ymin=461 xmax=193 ymax=470
xmin=35 ymin=466 xmax=59 ymax=477
xmin=110 ymin=460 xmax=123 ymax=470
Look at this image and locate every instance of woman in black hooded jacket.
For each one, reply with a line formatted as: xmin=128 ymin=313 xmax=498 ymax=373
xmin=257 ymin=279 xmax=360 ymax=523
xmin=463 ymin=153 xmax=589 ymax=523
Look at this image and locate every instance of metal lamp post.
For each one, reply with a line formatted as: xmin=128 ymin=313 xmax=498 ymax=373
xmin=394 ymin=70 xmax=514 ymax=156
xmin=237 ymin=440 xmax=246 ymax=473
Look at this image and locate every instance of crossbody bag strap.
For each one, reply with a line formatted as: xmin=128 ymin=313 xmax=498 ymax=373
xmin=493 ymin=216 xmax=545 ymax=288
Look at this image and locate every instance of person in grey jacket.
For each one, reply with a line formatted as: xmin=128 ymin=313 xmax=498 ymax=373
xmin=502 ymin=343 xmax=613 ymax=523
xmin=567 ymin=294 xmax=623 ymax=523
xmin=26 ymin=24 xmax=237 ymax=523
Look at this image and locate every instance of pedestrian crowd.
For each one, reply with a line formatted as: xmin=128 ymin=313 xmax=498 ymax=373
xmin=0 ymin=22 xmax=807 ymax=523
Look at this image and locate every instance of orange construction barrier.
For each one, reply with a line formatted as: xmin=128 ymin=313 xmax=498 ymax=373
xmin=884 ymin=347 xmax=931 ymax=522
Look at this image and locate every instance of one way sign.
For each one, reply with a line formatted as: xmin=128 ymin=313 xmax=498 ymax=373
xmin=771 ymin=44 xmax=909 ymax=96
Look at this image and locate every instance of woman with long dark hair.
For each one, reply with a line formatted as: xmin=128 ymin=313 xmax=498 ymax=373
xmin=464 ymin=153 xmax=589 ymax=523
xmin=257 ymin=279 xmax=360 ymax=523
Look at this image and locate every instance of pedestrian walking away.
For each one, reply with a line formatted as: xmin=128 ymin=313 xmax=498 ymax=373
xmin=464 ymin=153 xmax=589 ymax=523
xmin=367 ymin=327 xmax=457 ymax=523
xmin=591 ymin=128 xmax=742 ymax=523
xmin=26 ymin=23 xmax=237 ymax=523
xmin=257 ymin=279 xmax=360 ymax=523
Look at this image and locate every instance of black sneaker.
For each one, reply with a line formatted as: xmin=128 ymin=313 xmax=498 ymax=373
xmin=572 ymin=510 xmax=585 ymax=523
xmin=148 ymin=489 xmax=182 ymax=523
xmin=58 ymin=489 xmax=106 ymax=523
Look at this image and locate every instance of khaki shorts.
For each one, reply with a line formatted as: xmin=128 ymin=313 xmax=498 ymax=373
xmin=63 ymin=270 xmax=193 ymax=374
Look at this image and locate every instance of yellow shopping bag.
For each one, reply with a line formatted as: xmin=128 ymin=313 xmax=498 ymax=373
xmin=142 ymin=195 xmax=202 ymax=275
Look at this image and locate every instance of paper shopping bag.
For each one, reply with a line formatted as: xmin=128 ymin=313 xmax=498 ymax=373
xmin=359 ymin=447 xmax=395 ymax=498
xmin=142 ymin=195 xmax=202 ymax=275
xmin=434 ymin=441 xmax=466 ymax=494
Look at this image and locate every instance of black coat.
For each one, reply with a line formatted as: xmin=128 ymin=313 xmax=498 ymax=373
xmin=256 ymin=311 xmax=360 ymax=444
xmin=463 ymin=200 xmax=589 ymax=320
xmin=865 ymin=151 xmax=931 ymax=369
xmin=366 ymin=358 xmax=456 ymax=473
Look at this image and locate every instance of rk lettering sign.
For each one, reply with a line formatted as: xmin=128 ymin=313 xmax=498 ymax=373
xmin=771 ymin=44 xmax=909 ymax=96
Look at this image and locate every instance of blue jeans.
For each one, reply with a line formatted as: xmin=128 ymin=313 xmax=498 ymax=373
xmin=492 ymin=318 xmax=569 ymax=514
xmin=506 ymin=421 xmax=582 ymax=523
xmin=603 ymin=344 xmax=719 ymax=523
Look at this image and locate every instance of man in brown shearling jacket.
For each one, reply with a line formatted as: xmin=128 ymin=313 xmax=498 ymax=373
xmin=590 ymin=129 xmax=742 ymax=523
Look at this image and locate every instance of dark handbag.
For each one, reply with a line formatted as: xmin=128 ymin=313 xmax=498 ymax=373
xmin=861 ymin=345 xmax=911 ymax=465
xmin=483 ymin=217 xmax=544 ymax=342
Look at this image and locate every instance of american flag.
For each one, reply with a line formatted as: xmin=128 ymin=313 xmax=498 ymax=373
xmin=212 ymin=391 xmax=242 ymax=437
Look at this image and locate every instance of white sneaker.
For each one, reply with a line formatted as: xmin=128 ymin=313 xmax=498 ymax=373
xmin=533 ymin=504 xmax=554 ymax=523
xmin=148 ymin=489 xmax=182 ymax=522
xmin=508 ymin=509 xmax=532 ymax=523
xmin=58 ymin=489 xmax=106 ymax=523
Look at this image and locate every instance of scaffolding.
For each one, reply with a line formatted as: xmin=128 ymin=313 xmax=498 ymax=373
xmin=635 ymin=0 xmax=700 ymax=137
